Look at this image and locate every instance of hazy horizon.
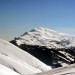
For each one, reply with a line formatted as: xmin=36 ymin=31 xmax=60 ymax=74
xmin=0 ymin=0 xmax=75 ymax=41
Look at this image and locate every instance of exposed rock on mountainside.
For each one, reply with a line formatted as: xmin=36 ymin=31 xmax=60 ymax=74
xmin=11 ymin=28 xmax=75 ymax=68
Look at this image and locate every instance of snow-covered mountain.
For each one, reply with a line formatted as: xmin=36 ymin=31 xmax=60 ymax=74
xmin=0 ymin=39 xmax=51 ymax=75
xmin=0 ymin=27 xmax=75 ymax=75
xmin=14 ymin=27 xmax=75 ymax=49
xmin=11 ymin=27 xmax=75 ymax=68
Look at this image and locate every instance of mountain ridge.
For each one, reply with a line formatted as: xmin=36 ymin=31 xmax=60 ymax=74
xmin=13 ymin=27 xmax=75 ymax=49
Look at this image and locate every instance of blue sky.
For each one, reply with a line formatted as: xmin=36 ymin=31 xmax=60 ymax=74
xmin=0 ymin=0 xmax=75 ymax=41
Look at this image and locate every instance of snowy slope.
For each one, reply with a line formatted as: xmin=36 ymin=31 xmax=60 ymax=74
xmin=15 ymin=28 xmax=75 ymax=49
xmin=0 ymin=64 xmax=20 ymax=75
xmin=31 ymin=64 xmax=75 ymax=75
xmin=0 ymin=39 xmax=51 ymax=75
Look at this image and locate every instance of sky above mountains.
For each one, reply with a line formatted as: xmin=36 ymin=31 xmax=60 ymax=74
xmin=0 ymin=0 xmax=75 ymax=41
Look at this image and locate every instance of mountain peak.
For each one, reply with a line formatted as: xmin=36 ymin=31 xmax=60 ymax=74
xmin=14 ymin=27 xmax=75 ymax=49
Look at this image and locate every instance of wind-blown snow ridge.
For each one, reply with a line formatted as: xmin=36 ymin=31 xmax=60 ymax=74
xmin=15 ymin=27 xmax=75 ymax=49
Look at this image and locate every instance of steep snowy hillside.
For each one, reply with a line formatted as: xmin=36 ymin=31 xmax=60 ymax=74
xmin=14 ymin=28 xmax=75 ymax=49
xmin=0 ymin=39 xmax=51 ymax=75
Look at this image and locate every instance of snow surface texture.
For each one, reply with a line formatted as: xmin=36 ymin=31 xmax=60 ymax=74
xmin=15 ymin=28 xmax=75 ymax=49
xmin=0 ymin=64 xmax=20 ymax=75
xmin=0 ymin=39 xmax=51 ymax=75
xmin=31 ymin=63 xmax=75 ymax=75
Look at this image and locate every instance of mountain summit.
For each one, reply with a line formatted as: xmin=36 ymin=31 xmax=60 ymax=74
xmin=14 ymin=27 xmax=75 ymax=49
